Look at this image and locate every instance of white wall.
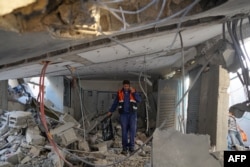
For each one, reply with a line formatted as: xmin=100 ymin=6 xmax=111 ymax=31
xmin=27 ymin=76 xmax=64 ymax=112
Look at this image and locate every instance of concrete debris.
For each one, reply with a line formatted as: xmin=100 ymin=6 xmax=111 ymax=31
xmin=59 ymin=113 xmax=80 ymax=128
xmin=91 ymin=142 xmax=108 ymax=152
xmin=50 ymin=122 xmax=77 ymax=147
xmin=152 ymin=128 xmax=222 ymax=167
xmin=136 ymin=132 xmax=148 ymax=143
xmin=78 ymin=139 xmax=90 ymax=152
xmin=6 ymin=148 xmax=24 ymax=165
xmin=47 ymin=150 xmax=65 ymax=167
xmin=7 ymin=111 xmax=32 ymax=128
xmin=0 ymin=108 xmax=152 ymax=167
xmin=25 ymin=127 xmax=45 ymax=146
xmin=0 ymin=162 xmax=13 ymax=167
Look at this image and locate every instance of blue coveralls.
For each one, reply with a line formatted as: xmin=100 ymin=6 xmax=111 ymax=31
xmin=109 ymin=89 xmax=141 ymax=150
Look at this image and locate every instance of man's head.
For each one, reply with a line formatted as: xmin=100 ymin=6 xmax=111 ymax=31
xmin=122 ymin=80 xmax=130 ymax=90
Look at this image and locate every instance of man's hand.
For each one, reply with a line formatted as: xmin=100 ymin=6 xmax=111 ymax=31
xmin=130 ymin=87 xmax=135 ymax=93
xmin=107 ymin=111 xmax=112 ymax=117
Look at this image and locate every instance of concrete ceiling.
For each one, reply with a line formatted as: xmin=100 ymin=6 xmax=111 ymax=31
xmin=0 ymin=0 xmax=250 ymax=81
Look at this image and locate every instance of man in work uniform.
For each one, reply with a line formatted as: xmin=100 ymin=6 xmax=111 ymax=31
xmin=107 ymin=80 xmax=141 ymax=154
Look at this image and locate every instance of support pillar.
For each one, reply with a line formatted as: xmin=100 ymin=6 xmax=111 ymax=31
xmin=0 ymin=80 xmax=8 ymax=114
xmin=198 ymin=65 xmax=229 ymax=150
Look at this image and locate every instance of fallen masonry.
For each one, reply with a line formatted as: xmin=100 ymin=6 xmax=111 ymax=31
xmin=0 ymin=109 xmax=152 ymax=167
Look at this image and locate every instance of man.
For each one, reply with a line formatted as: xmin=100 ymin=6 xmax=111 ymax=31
xmin=228 ymin=111 xmax=245 ymax=150
xmin=107 ymin=80 xmax=141 ymax=154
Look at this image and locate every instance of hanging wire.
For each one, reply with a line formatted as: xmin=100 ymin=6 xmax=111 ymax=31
xmin=97 ymin=0 xmax=157 ymax=14
xmin=156 ymin=0 xmax=166 ymax=20
xmin=40 ymin=1 xmax=204 ymax=166
xmin=65 ymin=65 xmax=88 ymax=139
xmin=179 ymin=30 xmax=186 ymax=134
xmin=226 ymin=16 xmax=250 ymax=101
xmin=167 ymin=0 xmax=200 ymax=50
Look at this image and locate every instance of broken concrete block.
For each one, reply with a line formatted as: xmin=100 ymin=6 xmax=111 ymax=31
xmin=7 ymin=135 xmax=17 ymax=143
xmin=53 ymin=128 xmax=78 ymax=147
xmin=59 ymin=113 xmax=80 ymax=128
xmin=26 ymin=127 xmax=45 ymax=146
xmin=92 ymin=142 xmax=108 ymax=152
xmin=78 ymin=139 xmax=90 ymax=152
xmin=20 ymin=156 xmax=32 ymax=164
xmin=44 ymin=99 xmax=55 ymax=110
xmin=6 ymin=149 xmax=24 ymax=165
xmin=8 ymin=111 xmax=32 ymax=128
xmin=29 ymin=146 xmax=41 ymax=157
xmin=50 ymin=122 xmax=75 ymax=135
xmin=47 ymin=150 xmax=65 ymax=167
xmin=152 ymin=128 xmax=221 ymax=167
xmin=0 ymin=162 xmax=13 ymax=167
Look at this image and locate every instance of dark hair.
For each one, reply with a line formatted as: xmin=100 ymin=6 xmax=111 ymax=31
xmin=122 ymin=80 xmax=130 ymax=85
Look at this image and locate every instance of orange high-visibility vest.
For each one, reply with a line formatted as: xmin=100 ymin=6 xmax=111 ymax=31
xmin=117 ymin=89 xmax=137 ymax=113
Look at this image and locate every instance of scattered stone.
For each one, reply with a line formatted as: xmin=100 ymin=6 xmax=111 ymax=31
xmin=26 ymin=127 xmax=45 ymax=146
xmin=78 ymin=139 xmax=90 ymax=152
xmin=6 ymin=149 xmax=24 ymax=165
xmin=92 ymin=142 xmax=107 ymax=152
xmin=136 ymin=132 xmax=148 ymax=143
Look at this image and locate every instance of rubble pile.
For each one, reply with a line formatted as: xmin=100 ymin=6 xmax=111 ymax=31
xmin=0 ymin=109 xmax=152 ymax=167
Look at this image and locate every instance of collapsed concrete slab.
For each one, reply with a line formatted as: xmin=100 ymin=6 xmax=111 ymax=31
xmin=8 ymin=111 xmax=32 ymax=128
xmin=152 ymin=128 xmax=222 ymax=167
xmin=50 ymin=122 xmax=78 ymax=147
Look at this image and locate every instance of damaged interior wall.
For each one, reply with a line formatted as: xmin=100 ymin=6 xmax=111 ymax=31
xmin=71 ymin=79 xmax=157 ymax=135
xmin=24 ymin=77 xmax=65 ymax=113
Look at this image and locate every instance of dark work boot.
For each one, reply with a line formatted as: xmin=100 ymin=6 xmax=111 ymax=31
xmin=129 ymin=147 xmax=135 ymax=153
xmin=121 ymin=148 xmax=128 ymax=155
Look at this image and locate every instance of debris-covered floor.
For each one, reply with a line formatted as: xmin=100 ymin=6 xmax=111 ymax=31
xmin=0 ymin=107 xmax=152 ymax=167
xmin=0 ymin=81 xmax=226 ymax=167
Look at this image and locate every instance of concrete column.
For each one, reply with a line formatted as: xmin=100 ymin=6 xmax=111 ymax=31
xmin=0 ymin=80 xmax=8 ymax=113
xmin=198 ymin=65 xmax=229 ymax=151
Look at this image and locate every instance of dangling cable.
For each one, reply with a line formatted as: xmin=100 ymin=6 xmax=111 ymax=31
xmin=179 ymin=31 xmax=186 ymax=134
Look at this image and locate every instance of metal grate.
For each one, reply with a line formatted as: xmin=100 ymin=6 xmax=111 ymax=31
xmin=186 ymin=67 xmax=202 ymax=133
xmin=157 ymin=80 xmax=177 ymax=129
